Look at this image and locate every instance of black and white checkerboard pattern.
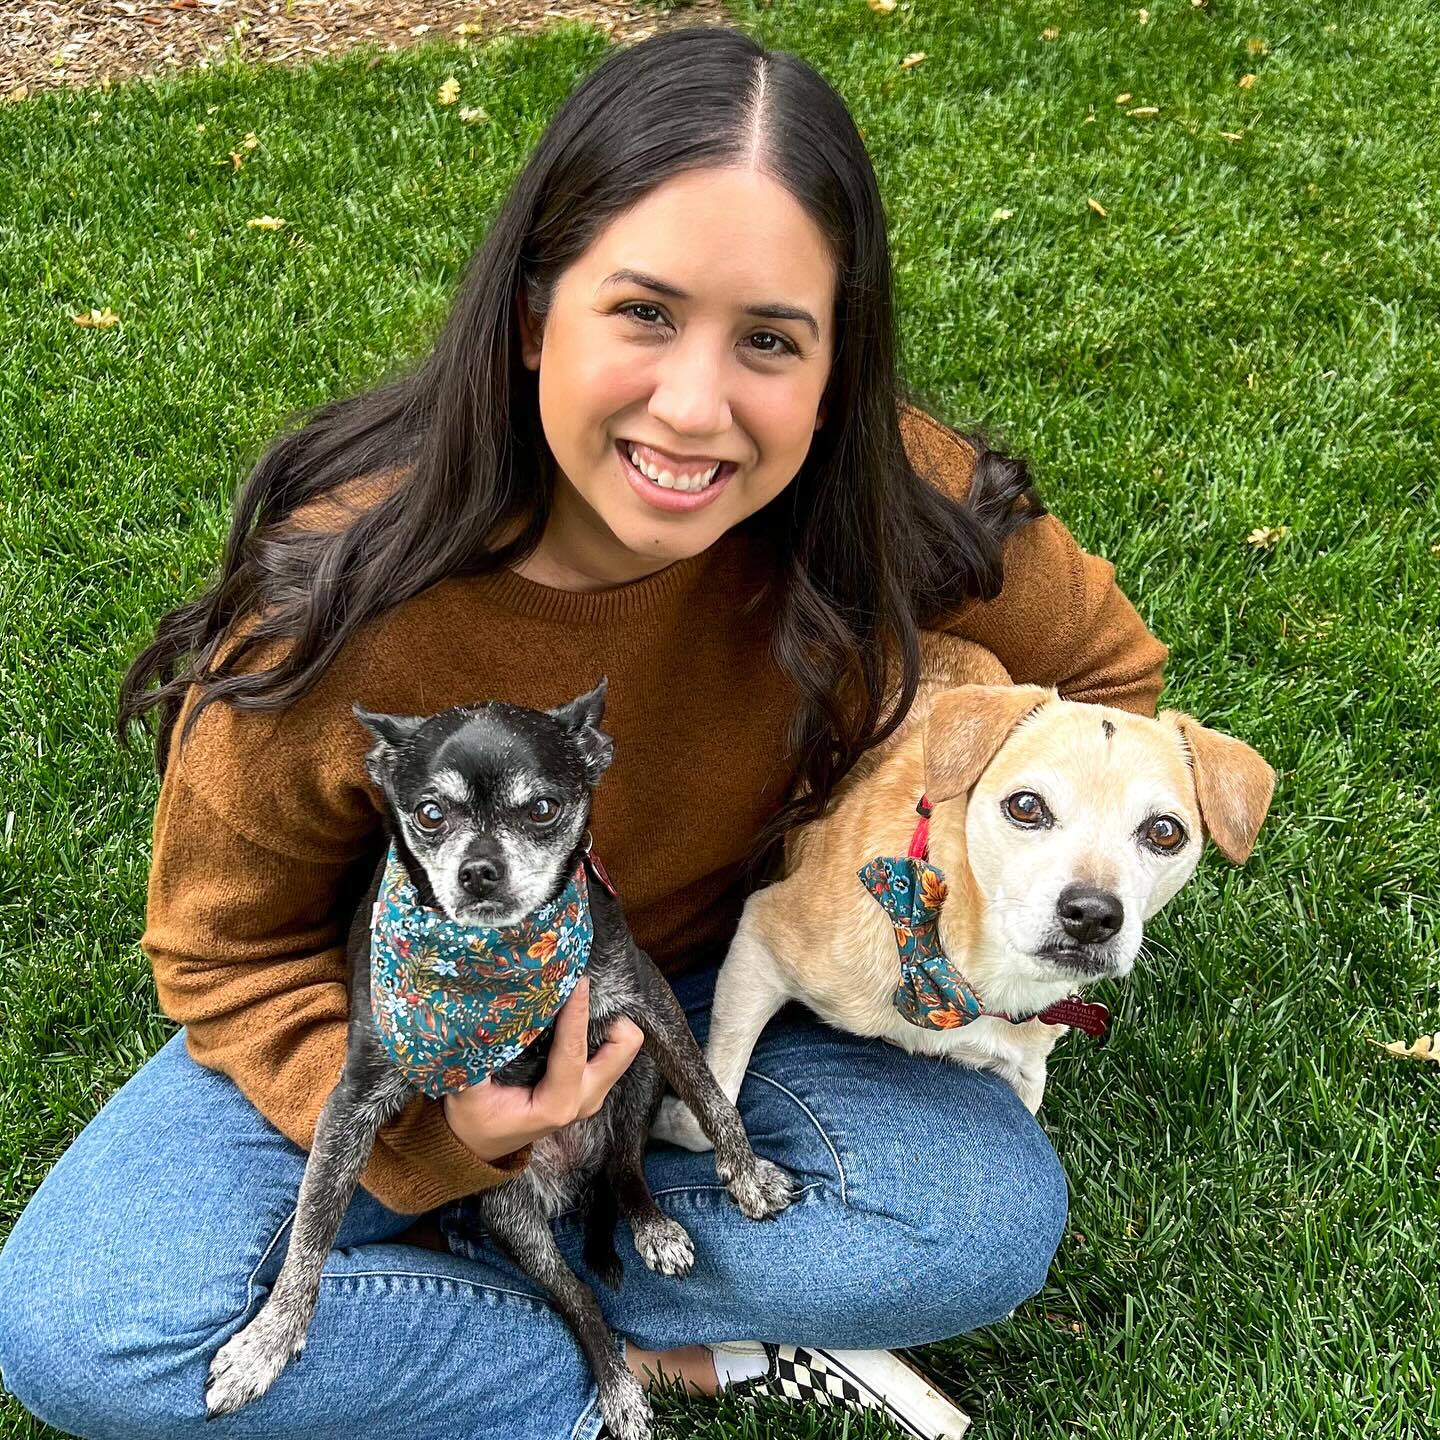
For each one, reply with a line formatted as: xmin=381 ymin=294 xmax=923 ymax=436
xmin=762 ymin=1344 xmax=866 ymax=1406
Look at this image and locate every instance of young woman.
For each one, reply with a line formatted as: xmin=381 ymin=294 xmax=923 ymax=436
xmin=0 ymin=26 xmax=1166 ymax=1440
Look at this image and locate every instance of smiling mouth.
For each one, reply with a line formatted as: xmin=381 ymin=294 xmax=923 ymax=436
xmin=617 ymin=440 xmax=738 ymax=493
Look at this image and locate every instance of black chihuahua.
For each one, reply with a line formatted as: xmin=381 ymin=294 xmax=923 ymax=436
xmin=203 ymin=678 xmax=794 ymax=1440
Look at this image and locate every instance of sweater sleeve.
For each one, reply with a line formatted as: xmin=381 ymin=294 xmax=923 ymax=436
xmin=898 ymin=402 xmax=1169 ymax=716
xmin=139 ymin=671 xmax=532 ymax=1217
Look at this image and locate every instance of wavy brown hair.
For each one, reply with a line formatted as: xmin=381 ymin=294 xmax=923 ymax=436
xmin=117 ymin=25 xmax=1042 ymax=880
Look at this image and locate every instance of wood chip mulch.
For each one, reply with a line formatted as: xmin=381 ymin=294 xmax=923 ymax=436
xmin=2 ymin=0 xmax=732 ymax=100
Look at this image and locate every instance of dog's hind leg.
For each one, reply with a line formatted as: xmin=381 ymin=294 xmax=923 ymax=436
xmin=652 ymin=896 xmax=792 ymax=1154
xmin=204 ymin=1070 xmax=412 ymax=1418
xmin=475 ymin=1187 xmax=654 ymax=1440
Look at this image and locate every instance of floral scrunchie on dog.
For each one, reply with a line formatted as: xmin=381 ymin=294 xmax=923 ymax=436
xmin=369 ymin=842 xmax=593 ymax=1098
xmin=858 ymin=855 xmax=984 ymax=1029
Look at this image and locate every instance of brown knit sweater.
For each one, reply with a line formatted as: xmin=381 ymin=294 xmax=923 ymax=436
xmin=139 ymin=403 xmax=1167 ymax=1215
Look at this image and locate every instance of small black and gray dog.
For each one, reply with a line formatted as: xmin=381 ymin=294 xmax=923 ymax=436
xmin=203 ymin=678 xmax=794 ymax=1439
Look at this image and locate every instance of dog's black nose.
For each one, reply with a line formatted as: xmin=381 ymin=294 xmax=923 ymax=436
xmin=459 ymin=858 xmax=502 ymax=899
xmin=1056 ymin=884 xmax=1124 ymax=944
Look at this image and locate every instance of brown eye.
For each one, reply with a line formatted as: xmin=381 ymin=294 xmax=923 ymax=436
xmin=1143 ymin=814 xmax=1187 ymax=852
xmin=1003 ymin=791 xmax=1050 ymax=827
xmin=528 ymin=797 xmax=561 ymax=826
xmin=414 ymin=801 xmax=445 ymax=831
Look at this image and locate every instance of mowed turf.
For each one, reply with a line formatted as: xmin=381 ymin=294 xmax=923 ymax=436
xmin=2 ymin=0 xmax=1437 ymax=1435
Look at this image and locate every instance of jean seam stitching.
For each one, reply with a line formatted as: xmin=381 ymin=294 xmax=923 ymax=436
xmin=315 ymin=1265 xmax=545 ymax=1305
xmin=745 ymin=1070 xmax=849 ymax=1204
xmin=245 ymin=1205 xmax=297 ymax=1311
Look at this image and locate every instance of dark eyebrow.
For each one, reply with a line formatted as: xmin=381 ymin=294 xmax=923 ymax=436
xmin=600 ymin=268 xmax=821 ymax=342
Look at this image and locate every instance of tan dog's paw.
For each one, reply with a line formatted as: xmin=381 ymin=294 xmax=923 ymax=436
xmin=651 ymin=1097 xmax=713 ymax=1152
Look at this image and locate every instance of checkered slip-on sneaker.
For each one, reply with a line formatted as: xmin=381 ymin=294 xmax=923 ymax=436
xmin=714 ymin=1341 xmax=971 ymax=1438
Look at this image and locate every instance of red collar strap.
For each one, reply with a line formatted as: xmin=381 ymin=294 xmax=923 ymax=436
xmin=907 ymin=793 xmax=1110 ymax=1044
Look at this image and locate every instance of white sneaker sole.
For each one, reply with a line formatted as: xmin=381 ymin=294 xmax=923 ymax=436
xmin=811 ymin=1348 xmax=971 ymax=1439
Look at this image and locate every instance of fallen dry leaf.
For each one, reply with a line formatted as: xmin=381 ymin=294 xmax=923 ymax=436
xmin=437 ymin=76 xmax=460 ymax=105
xmin=1138 ymin=8 xmax=1150 ymax=22
xmin=1127 ymin=106 xmax=1160 ymax=116
xmin=247 ymin=215 xmax=286 ymax=230
xmin=228 ymin=150 xmax=245 ymax=169
xmin=242 ymin=131 xmax=259 ymax=150
xmin=1430 ymin=543 xmax=1440 ymax=555
xmin=1246 ymin=525 xmax=1289 ymax=548
xmin=991 ymin=207 xmax=1014 ymax=221
xmin=5 ymin=85 xmax=30 ymax=103
xmin=867 ymin=0 xmax=898 ymax=12
xmin=72 ymin=308 xmax=120 ymax=328
xmin=1042 ymin=26 xmax=1060 ymax=40
xmin=1372 ymin=1033 xmax=1440 ymax=1064
xmin=1220 ymin=130 xmax=1245 ymax=142
xmin=1239 ymin=73 xmax=1257 ymax=89
xmin=459 ymin=107 xmax=490 ymax=125
xmin=900 ymin=51 xmax=927 ymax=68
xmin=1247 ymin=37 xmax=1267 ymax=54
xmin=453 ymin=21 xmax=484 ymax=34
xmin=1116 ymin=92 xmax=1133 ymax=104
xmin=1087 ymin=197 xmax=1108 ymax=217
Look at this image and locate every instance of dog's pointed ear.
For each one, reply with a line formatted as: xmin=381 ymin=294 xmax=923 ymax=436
xmin=548 ymin=677 xmax=614 ymax=784
xmin=923 ymin=684 xmax=1054 ymax=803
xmin=352 ymin=705 xmax=427 ymax=789
xmin=1160 ymin=711 xmax=1276 ymax=863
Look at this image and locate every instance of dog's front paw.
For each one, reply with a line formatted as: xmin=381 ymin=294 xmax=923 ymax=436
xmin=719 ymin=1155 xmax=796 ymax=1221
xmin=598 ymin=1368 xmax=653 ymax=1440
xmin=632 ymin=1214 xmax=695 ymax=1277
xmin=651 ymin=1096 xmax=714 ymax=1153
xmin=205 ymin=1307 xmax=304 ymax=1417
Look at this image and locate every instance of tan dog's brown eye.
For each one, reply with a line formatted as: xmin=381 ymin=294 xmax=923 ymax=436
xmin=414 ymin=801 xmax=445 ymax=831
xmin=1003 ymin=791 xmax=1051 ymax=827
xmin=1143 ymin=814 xmax=1187 ymax=852
xmin=528 ymin=797 xmax=562 ymax=826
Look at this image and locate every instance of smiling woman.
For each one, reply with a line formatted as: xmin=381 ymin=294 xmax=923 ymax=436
xmin=0 ymin=22 xmax=1168 ymax=1440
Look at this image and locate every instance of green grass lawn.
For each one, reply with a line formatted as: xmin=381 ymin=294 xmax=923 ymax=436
xmin=3 ymin=0 xmax=1438 ymax=1434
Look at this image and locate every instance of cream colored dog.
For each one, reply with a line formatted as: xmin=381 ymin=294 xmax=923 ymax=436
xmin=654 ymin=641 xmax=1275 ymax=1144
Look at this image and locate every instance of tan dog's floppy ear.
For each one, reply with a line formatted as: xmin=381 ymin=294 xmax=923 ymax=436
xmin=1161 ymin=711 xmax=1276 ymax=863
xmin=924 ymin=684 xmax=1053 ymax=804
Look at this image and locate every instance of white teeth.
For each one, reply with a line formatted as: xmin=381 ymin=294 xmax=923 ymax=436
xmin=627 ymin=445 xmax=720 ymax=491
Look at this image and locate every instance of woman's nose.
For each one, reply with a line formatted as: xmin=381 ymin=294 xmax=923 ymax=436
xmin=647 ymin=339 xmax=733 ymax=438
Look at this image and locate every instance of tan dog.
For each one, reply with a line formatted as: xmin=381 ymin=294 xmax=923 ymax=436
xmin=654 ymin=642 xmax=1275 ymax=1144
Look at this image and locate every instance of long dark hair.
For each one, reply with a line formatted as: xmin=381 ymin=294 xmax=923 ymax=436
xmin=116 ymin=24 xmax=1042 ymax=879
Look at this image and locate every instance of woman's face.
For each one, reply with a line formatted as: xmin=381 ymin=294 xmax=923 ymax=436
xmin=518 ymin=165 xmax=837 ymax=586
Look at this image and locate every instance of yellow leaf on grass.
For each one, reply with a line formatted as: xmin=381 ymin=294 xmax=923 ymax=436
xmin=247 ymin=215 xmax=286 ymax=230
xmin=1220 ymin=130 xmax=1245 ymax=142
xmin=242 ymin=131 xmax=259 ymax=149
xmin=1116 ymin=92 xmax=1133 ymax=104
xmin=71 ymin=308 xmax=120 ymax=328
xmin=991 ymin=208 xmax=1014 ymax=221
xmin=1430 ymin=543 xmax=1440 ymax=555
xmin=453 ymin=21 xmax=484 ymax=34
xmin=459 ymin=106 xmax=490 ymax=125
xmin=1372 ymin=1034 xmax=1440 ymax=1064
xmin=1138 ymin=8 xmax=1150 ymax=23
xmin=437 ymin=76 xmax=460 ymax=105
xmin=867 ymin=0 xmax=898 ymax=12
xmin=900 ymin=51 xmax=926 ymax=68
xmin=1247 ymin=37 xmax=1267 ymax=55
xmin=1246 ymin=525 xmax=1289 ymax=548
xmin=1042 ymin=26 xmax=1060 ymax=40
xmin=1087 ymin=197 xmax=1108 ymax=216
xmin=1127 ymin=106 xmax=1160 ymax=116
xmin=1239 ymin=73 xmax=1257 ymax=89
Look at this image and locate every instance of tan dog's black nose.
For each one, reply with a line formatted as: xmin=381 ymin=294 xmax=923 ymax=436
xmin=1057 ymin=884 xmax=1123 ymax=944
xmin=460 ymin=857 xmax=503 ymax=899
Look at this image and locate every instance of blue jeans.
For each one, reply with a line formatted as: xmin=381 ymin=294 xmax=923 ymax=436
xmin=0 ymin=962 xmax=1068 ymax=1440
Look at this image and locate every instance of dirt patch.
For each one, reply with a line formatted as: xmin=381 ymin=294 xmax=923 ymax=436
xmin=2 ymin=0 xmax=732 ymax=99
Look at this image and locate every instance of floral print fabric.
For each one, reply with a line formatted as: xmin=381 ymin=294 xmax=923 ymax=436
xmin=858 ymin=855 xmax=985 ymax=1030
xmin=369 ymin=843 xmax=592 ymax=1098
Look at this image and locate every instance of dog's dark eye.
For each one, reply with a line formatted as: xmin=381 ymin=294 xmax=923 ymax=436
xmin=1003 ymin=791 xmax=1051 ymax=828
xmin=1142 ymin=814 xmax=1187 ymax=852
xmin=414 ymin=801 xmax=445 ymax=831
xmin=528 ymin=797 xmax=561 ymax=826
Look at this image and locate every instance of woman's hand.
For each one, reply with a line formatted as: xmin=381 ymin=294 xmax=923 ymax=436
xmin=441 ymin=977 xmax=645 ymax=1162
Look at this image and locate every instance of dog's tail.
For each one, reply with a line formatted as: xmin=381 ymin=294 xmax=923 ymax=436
xmin=581 ymin=1174 xmax=624 ymax=1289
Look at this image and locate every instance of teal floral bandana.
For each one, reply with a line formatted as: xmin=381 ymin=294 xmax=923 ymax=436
xmin=369 ymin=842 xmax=593 ymax=1098
xmin=858 ymin=855 xmax=985 ymax=1030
